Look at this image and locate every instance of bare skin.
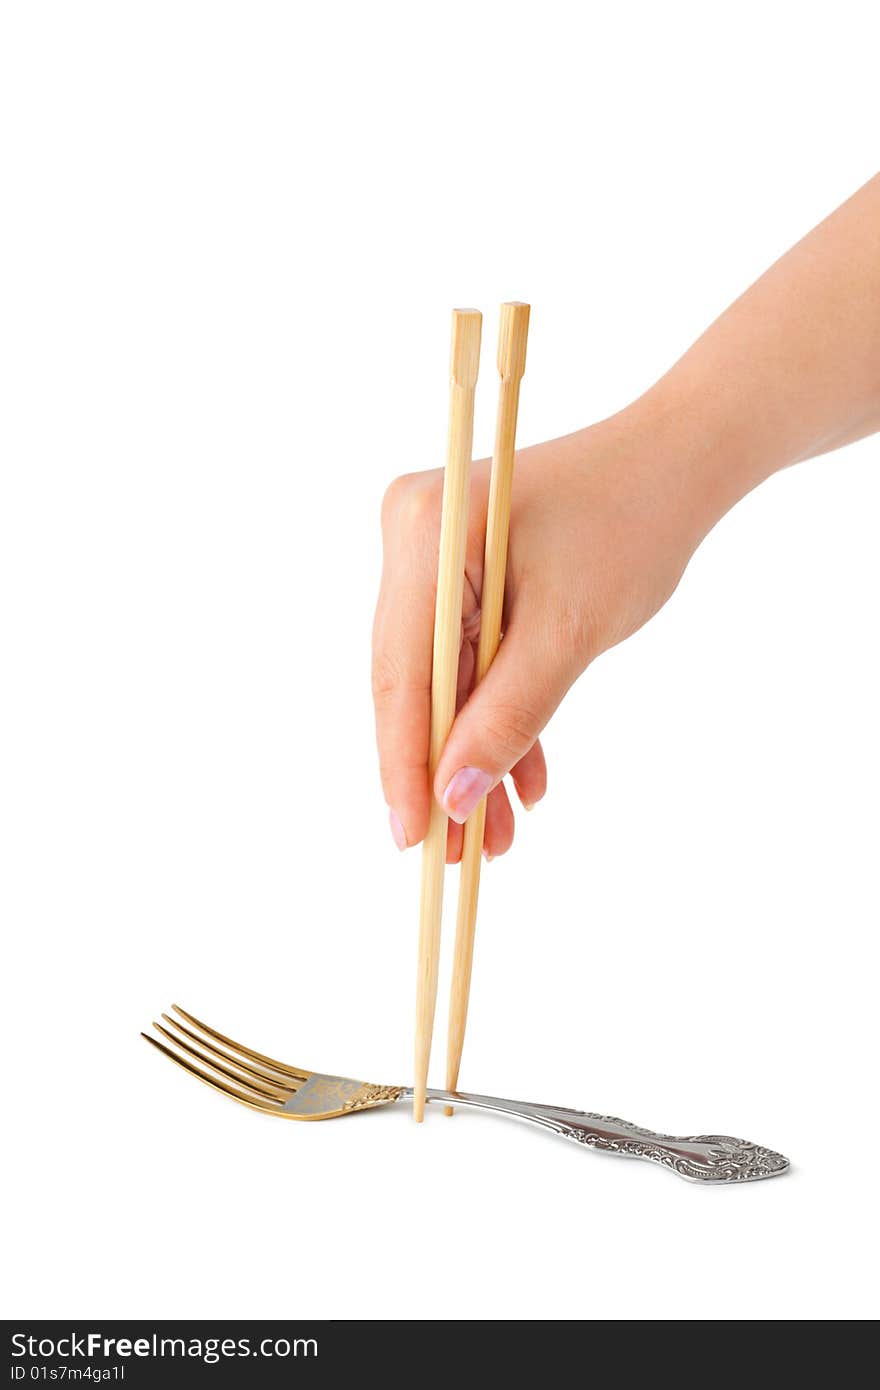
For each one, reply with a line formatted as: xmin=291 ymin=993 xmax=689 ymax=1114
xmin=373 ymin=174 xmax=880 ymax=861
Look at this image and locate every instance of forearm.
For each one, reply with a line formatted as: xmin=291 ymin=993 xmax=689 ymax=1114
xmin=612 ymin=173 xmax=880 ymax=550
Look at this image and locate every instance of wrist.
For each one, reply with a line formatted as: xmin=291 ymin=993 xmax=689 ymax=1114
xmin=612 ymin=374 xmax=781 ymax=552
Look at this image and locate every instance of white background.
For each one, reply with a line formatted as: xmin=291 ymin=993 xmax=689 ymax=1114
xmin=2 ymin=1 xmax=878 ymax=1322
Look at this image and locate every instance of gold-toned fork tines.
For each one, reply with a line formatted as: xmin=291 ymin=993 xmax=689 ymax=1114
xmin=142 ymin=1006 xmax=403 ymax=1120
xmin=143 ymin=1007 xmax=791 ymax=1183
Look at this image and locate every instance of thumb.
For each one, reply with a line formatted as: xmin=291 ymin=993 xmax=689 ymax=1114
xmin=434 ymin=612 xmax=576 ymax=823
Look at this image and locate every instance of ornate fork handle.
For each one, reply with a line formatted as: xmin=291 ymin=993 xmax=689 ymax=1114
xmin=410 ymin=1088 xmax=789 ymax=1183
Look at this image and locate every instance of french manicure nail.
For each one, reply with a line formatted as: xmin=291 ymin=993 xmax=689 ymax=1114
xmin=389 ymin=808 xmax=407 ymax=851
xmin=441 ymin=767 xmax=493 ymax=824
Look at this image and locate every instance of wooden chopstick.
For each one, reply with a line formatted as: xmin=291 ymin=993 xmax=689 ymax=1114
xmin=413 ymin=308 xmax=482 ymax=1123
xmin=445 ymin=302 xmax=530 ymax=1107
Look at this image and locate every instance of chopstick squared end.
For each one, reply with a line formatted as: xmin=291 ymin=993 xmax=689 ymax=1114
xmin=497 ymin=301 xmax=530 ymax=381
xmin=449 ymin=309 xmax=482 ymax=388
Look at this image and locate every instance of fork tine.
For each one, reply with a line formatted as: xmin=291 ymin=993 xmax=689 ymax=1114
xmin=160 ymin=1014 xmax=301 ymax=1093
xmin=152 ymin=1020 xmax=290 ymax=1102
xmin=141 ymin=1033 xmax=283 ymax=1113
xmin=171 ymin=1004 xmax=308 ymax=1081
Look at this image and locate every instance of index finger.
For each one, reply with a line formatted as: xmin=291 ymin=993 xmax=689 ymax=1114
xmin=371 ymin=474 xmax=439 ymax=850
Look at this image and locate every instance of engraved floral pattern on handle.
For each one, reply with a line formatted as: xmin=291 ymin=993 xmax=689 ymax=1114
xmin=536 ymin=1111 xmax=789 ymax=1182
xmin=418 ymin=1091 xmax=790 ymax=1182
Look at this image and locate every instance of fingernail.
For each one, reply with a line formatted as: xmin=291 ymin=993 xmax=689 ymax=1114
xmin=522 ymin=801 xmax=535 ymax=811
xmin=483 ymin=850 xmax=494 ymax=863
xmin=389 ymin=808 xmax=407 ymax=851
xmin=441 ymin=767 xmax=493 ymax=824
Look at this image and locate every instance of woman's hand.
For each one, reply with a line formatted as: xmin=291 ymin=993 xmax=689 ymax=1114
xmin=374 ymin=175 xmax=880 ymax=859
xmin=372 ymin=406 xmax=701 ymax=861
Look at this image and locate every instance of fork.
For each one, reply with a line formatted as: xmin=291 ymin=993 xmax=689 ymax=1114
xmin=143 ymin=1006 xmax=790 ymax=1184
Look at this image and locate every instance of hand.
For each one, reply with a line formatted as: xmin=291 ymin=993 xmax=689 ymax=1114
xmin=372 ymin=405 xmax=701 ymax=860
xmin=374 ymin=176 xmax=880 ymax=859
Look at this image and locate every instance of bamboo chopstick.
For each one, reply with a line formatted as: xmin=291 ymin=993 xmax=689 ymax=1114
xmin=413 ymin=307 xmax=482 ymax=1123
xmin=445 ymin=302 xmax=530 ymax=1107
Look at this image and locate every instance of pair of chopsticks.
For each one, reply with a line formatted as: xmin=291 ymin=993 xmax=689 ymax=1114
xmin=413 ymin=302 xmax=530 ymax=1122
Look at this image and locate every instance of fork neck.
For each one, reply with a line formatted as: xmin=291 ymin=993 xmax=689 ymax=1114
xmin=402 ymin=1087 xmax=544 ymax=1124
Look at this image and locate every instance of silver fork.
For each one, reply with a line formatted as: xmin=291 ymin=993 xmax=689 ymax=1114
xmin=143 ymin=1006 xmax=790 ymax=1184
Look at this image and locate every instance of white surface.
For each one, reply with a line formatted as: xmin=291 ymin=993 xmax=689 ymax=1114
xmin=2 ymin=1 xmax=878 ymax=1322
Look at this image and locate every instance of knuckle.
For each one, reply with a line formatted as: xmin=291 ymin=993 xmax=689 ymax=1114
xmin=378 ymin=757 xmax=425 ymax=789
xmin=481 ymin=700 xmax=541 ymax=765
xmin=381 ymin=474 xmax=414 ymax=527
xmin=381 ymin=471 xmax=442 ymax=535
xmin=371 ymin=649 xmax=405 ymax=700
